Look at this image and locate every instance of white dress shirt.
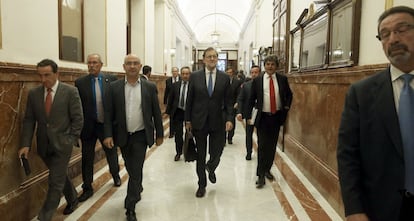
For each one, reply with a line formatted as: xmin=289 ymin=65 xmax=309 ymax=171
xmin=262 ymin=73 xmax=281 ymax=113
xmin=125 ymin=78 xmax=145 ymax=133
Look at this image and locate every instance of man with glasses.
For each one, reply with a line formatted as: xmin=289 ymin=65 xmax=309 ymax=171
xmin=103 ymin=54 xmax=164 ymax=221
xmin=75 ymin=54 xmax=121 ymax=203
xmin=338 ymin=6 xmax=414 ymax=221
xmin=185 ymin=47 xmax=233 ymax=198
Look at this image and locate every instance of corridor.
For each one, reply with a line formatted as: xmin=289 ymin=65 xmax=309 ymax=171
xmin=47 ymin=120 xmax=342 ymax=221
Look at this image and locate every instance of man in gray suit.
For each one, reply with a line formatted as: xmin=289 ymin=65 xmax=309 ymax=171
xmin=18 ymin=59 xmax=83 ymax=221
xmin=103 ymin=54 xmax=164 ymax=221
xmin=185 ymin=47 xmax=233 ymax=198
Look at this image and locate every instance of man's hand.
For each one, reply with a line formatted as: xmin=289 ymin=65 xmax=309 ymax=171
xmin=346 ymin=213 xmax=369 ymax=221
xmin=185 ymin=122 xmax=192 ymax=131
xmin=156 ymin=137 xmax=164 ymax=146
xmin=225 ymin=121 xmax=233 ymax=131
xmin=18 ymin=147 xmax=30 ymax=159
xmin=247 ymin=119 xmax=253 ymax=125
xmin=103 ymin=137 xmax=114 ymax=149
xmin=236 ymin=113 xmax=243 ymax=122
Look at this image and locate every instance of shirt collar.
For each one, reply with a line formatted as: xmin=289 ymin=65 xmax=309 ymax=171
xmin=205 ymin=68 xmax=216 ymax=74
xmin=45 ymin=80 xmax=59 ymax=92
xmin=390 ymin=65 xmax=414 ymax=82
xmin=124 ymin=76 xmax=140 ymax=86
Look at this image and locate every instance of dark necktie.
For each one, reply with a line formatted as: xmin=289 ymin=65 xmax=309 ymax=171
xmin=45 ymin=88 xmax=52 ymax=116
xmin=269 ymin=76 xmax=276 ymax=113
xmin=208 ymin=72 xmax=213 ymax=97
xmin=399 ymin=74 xmax=414 ymax=193
xmin=180 ymin=81 xmax=187 ymax=109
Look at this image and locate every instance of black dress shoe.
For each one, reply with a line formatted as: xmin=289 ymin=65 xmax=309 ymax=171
xmin=195 ymin=187 xmax=206 ymax=198
xmin=114 ymin=176 xmax=122 ymax=187
xmin=228 ymin=139 xmax=233 ymax=144
xmin=126 ymin=209 xmax=137 ymax=221
xmin=63 ymin=199 xmax=78 ymax=215
xmin=256 ymin=176 xmax=265 ymax=189
xmin=265 ymin=171 xmax=275 ymax=180
xmin=174 ymin=154 xmax=181 ymax=161
xmin=245 ymin=154 xmax=252 ymax=160
xmin=168 ymin=134 xmax=174 ymax=138
xmin=206 ymin=166 xmax=216 ymax=183
xmin=78 ymin=190 xmax=93 ymax=202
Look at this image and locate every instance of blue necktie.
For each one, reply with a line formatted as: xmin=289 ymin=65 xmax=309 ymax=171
xmin=399 ymin=74 xmax=414 ymax=193
xmin=208 ymin=72 xmax=213 ymax=97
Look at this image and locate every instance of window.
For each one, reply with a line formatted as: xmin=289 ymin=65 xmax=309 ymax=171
xmin=289 ymin=0 xmax=361 ymax=72
xmin=59 ymin=0 xmax=84 ymax=62
xmin=272 ymin=0 xmax=290 ymax=73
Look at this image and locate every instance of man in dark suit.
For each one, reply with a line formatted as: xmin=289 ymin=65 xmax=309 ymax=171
xmin=103 ymin=54 xmax=164 ymax=221
xmin=337 ymin=6 xmax=414 ymax=221
xmin=165 ymin=66 xmax=191 ymax=161
xmin=18 ymin=59 xmax=83 ymax=221
xmin=164 ymin=67 xmax=180 ymax=138
xmin=225 ymin=67 xmax=243 ymax=145
xmin=75 ymin=54 xmax=120 ymax=202
xmin=236 ymin=65 xmax=260 ymax=160
xmin=247 ymin=55 xmax=292 ymax=189
xmin=185 ymin=47 xmax=234 ymax=198
xmin=141 ymin=65 xmax=151 ymax=81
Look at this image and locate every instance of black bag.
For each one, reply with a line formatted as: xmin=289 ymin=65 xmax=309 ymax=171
xmin=183 ymin=130 xmax=197 ymax=162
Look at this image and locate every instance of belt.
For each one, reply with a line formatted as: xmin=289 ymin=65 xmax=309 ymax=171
xmin=128 ymin=129 xmax=145 ymax=136
xmin=262 ymin=112 xmax=277 ymax=116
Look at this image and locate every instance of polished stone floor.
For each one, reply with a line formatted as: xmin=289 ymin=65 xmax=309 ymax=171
xmin=49 ymin=120 xmax=342 ymax=221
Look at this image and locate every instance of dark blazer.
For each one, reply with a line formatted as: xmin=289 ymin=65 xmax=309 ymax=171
xmin=237 ymin=80 xmax=253 ymax=118
xmin=165 ymin=80 xmax=183 ymax=118
xmin=185 ymin=69 xmax=233 ymax=130
xmin=164 ymin=76 xmax=180 ymax=104
xmin=247 ymin=73 xmax=293 ymax=126
xmin=21 ymin=82 xmax=84 ymax=158
xmin=104 ymin=79 xmax=163 ymax=148
xmin=337 ymin=69 xmax=405 ymax=221
xmin=75 ymin=73 xmax=117 ymax=140
xmin=230 ymin=77 xmax=243 ymax=105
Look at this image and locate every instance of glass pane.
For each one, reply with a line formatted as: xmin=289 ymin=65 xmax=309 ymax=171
xmin=301 ymin=14 xmax=328 ymax=69
xmin=273 ymin=19 xmax=279 ymax=54
xmin=279 ymin=13 xmax=286 ymax=66
xmin=291 ymin=30 xmax=301 ymax=71
xmin=330 ymin=2 xmax=353 ymax=64
xmin=60 ymin=0 xmax=83 ymax=62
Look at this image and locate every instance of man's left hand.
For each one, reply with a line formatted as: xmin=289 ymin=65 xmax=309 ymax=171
xmin=225 ymin=121 xmax=233 ymax=131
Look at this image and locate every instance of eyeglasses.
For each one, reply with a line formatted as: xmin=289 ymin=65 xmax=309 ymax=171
xmin=125 ymin=61 xmax=140 ymax=66
xmin=376 ymin=23 xmax=414 ymax=41
xmin=205 ymin=55 xmax=218 ymax=59
xmin=87 ymin=61 xmax=101 ymax=65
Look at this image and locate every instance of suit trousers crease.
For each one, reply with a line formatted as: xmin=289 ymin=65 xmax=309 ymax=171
xmin=245 ymin=120 xmax=254 ymax=154
xmin=121 ymin=130 xmax=147 ymax=211
xmin=193 ymin=123 xmax=225 ymax=188
xmin=38 ymin=145 xmax=77 ymax=221
xmin=81 ymin=123 xmax=119 ymax=190
xmin=256 ymin=114 xmax=281 ymax=177
xmin=172 ymin=109 xmax=185 ymax=155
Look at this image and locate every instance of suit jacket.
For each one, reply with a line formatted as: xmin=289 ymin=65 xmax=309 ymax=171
xmin=337 ymin=68 xmax=405 ymax=221
xmin=164 ymin=76 xmax=180 ymax=104
xmin=75 ymin=73 xmax=117 ymax=140
xmin=104 ymin=78 xmax=163 ymax=148
xmin=165 ymin=80 xmax=185 ymax=118
xmin=230 ymin=77 xmax=243 ymax=105
xmin=185 ymin=69 xmax=233 ymax=131
xmin=246 ymin=73 xmax=293 ymax=126
xmin=21 ymin=82 xmax=84 ymax=158
xmin=237 ymin=80 xmax=253 ymax=118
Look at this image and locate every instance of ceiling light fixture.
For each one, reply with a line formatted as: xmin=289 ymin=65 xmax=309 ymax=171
xmin=211 ymin=0 xmax=220 ymax=44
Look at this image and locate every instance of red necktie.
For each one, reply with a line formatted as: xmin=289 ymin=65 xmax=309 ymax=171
xmin=269 ymin=76 xmax=276 ymax=114
xmin=45 ymin=88 xmax=52 ymax=115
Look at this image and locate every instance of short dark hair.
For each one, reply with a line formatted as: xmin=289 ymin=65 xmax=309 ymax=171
xmin=251 ymin=65 xmax=260 ymax=70
xmin=37 ymin=59 xmax=58 ymax=73
xmin=263 ymin=55 xmax=279 ymax=67
xmin=142 ymin=65 xmax=152 ymax=75
xmin=377 ymin=6 xmax=414 ymax=34
xmin=203 ymin=47 xmax=218 ymax=58
xmin=181 ymin=66 xmax=191 ymax=72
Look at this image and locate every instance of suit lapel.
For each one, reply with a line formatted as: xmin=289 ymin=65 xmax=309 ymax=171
xmin=375 ymin=70 xmax=404 ymax=157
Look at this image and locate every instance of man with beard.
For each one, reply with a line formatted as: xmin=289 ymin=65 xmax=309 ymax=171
xmin=337 ymin=6 xmax=414 ymax=221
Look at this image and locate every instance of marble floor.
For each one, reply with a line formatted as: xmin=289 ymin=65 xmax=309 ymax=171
xmin=49 ymin=120 xmax=342 ymax=221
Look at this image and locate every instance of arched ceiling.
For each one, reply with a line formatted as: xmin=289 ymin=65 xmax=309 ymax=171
xmin=176 ymin=0 xmax=254 ymax=46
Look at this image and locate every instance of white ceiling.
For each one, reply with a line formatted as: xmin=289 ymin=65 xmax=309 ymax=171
xmin=176 ymin=0 xmax=254 ymax=45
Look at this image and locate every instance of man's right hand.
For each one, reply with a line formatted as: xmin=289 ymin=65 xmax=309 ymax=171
xmin=18 ymin=147 xmax=30 ymax=159
xmin=346 ymin=213 xmax=369 ymax=221
xmin=236 ymin=113 xmax=243 ymax=122
xmin=103 ymin=137 xmax=114 ymax=149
